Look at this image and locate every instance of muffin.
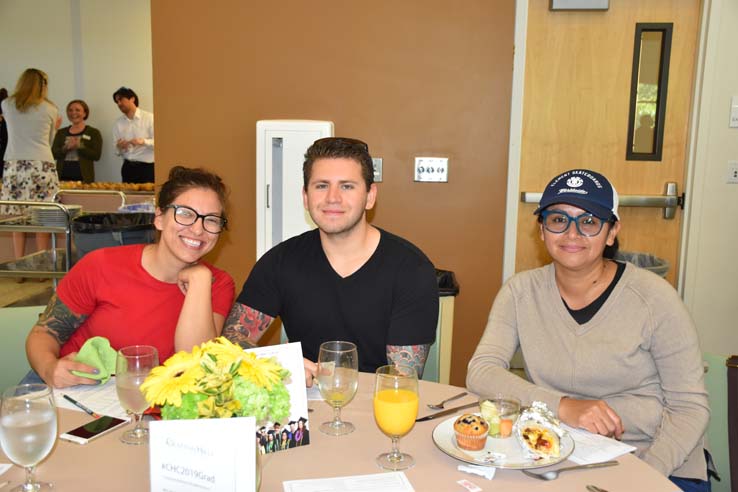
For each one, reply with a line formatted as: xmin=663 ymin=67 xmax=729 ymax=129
xmin=453 ymin=414 xmax=489 ymax=451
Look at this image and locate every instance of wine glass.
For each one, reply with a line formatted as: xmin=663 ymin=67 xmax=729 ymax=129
xmin=373 ymin=364 xmax=419 ymax=471
xmin=0 ymin=384 xmax=57 ymax=491
xmin=116 ymin=345 xmax=158 ymax=445
xmin=315 ymin=341 xmax=359 ymax=436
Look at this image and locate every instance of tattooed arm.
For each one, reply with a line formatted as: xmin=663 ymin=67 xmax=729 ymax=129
xmin=26 ymin=294 xmax=100 ymax=388
xmin=386 ymin=344 xmax=431 ymax=379
xmin=221 ymin=302 xmax=318 ymax=387
xmin=221 ymin=302 xmax=274 ymax=349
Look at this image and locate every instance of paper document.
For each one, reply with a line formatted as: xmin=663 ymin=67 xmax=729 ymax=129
xmin=283 ymin=471 xmax=414 ymax=492
xmin=563 ymin=424 xmax=637 ymax=464
xmin=53 ymin=378 xmax=128 ymax=420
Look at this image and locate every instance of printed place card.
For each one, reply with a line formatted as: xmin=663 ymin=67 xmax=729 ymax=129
xmin=149 ymin=416 xmax=256 ymax=492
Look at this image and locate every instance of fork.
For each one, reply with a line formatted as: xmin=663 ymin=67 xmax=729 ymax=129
xmin=427 ymin=391 xmax=468 ymax=410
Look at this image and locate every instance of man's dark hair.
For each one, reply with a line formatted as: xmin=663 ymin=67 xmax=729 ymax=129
xmin=112 ymin=87 xmax=139 ymax=107
xmin=303 ymin=137 xmax=374 ymax=190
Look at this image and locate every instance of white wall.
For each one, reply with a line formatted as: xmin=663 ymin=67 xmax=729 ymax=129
xmin=0 ymin=0 xmax=153 ymax=182
xmin=682 ymin=0 xmax=738 ymax=357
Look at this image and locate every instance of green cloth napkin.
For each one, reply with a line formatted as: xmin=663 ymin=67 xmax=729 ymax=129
xmin=71 ymin=337 xmax=117 ymax=383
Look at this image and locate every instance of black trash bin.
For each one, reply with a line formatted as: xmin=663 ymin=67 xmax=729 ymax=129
xmin=436 ymin=269 xmax=460 ymax=297
xmin=72 ymin=212 xmax=156 ymax=261
xmin=614 ymin=251 xmax=669 ymax=278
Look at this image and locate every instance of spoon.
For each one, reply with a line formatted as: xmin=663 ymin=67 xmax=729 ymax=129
xmin=427 ymin=391 xmax=468 ymax=410
xmin=521 ymin=460 xmax=619 ymax=481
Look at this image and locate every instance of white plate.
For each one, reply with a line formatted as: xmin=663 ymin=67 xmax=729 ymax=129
xmin=431 ymin=415 xmax=574 ymax=469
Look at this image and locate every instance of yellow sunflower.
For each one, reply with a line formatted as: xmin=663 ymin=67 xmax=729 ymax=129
xmin=200 ymin=337 xmax=247 ymax=369
xmin=140 ymin=347 xmax=204 ymax=407
xmin=238 ymin=352 xmax=283 ymax=390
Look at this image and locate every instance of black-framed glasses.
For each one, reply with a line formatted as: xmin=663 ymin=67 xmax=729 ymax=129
xmin=540 ymin=210 xmax=607 ymax=237
xmin=313 ymin=137 xmax=369 ymax=152
xmin=165 ymin=205 xmax=227 ymax=234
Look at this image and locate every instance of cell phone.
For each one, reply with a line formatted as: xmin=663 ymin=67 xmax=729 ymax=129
xmin=59 ymin=416 xmax=129 ymax=445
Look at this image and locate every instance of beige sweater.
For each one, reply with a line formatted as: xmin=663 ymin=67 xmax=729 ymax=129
xmin=466 ymin=262 xmax=709 ymax=480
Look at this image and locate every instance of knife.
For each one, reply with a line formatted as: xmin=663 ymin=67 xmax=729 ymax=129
xmin=415 ymin=401 xmax=478 ymax=422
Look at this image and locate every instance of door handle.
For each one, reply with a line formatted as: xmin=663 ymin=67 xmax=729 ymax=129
xmin=520 ymin=182 xmax=683 ymax=220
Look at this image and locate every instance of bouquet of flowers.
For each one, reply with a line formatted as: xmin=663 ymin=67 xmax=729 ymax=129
xmin=140 ymin=337 xmax=291 ymax=422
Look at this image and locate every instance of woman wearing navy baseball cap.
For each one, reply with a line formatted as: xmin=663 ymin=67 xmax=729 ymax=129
xmin=467 ymin=169 xmax=712 ymax=491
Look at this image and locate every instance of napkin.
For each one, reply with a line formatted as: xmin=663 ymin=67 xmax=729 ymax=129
xmin=71 ymin=337 xmax=117 ymax=383
xmin=457 ymin=464 xmax=496 ymax=480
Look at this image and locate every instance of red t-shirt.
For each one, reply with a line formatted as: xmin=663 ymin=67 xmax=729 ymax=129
xmin=58 ymin=244 xmax=235 ymax=361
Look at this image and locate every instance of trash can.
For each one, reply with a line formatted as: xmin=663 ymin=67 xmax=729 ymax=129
xmin=614 ymin=251 xmax=669 ymax=278
xmin=72 ymin=212 xmax=156 ymax=261
xmin=424 ymin=269 xmax=459 ymax=384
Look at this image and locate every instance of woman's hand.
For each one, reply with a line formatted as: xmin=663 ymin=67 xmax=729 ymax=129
xmin=176 ymin=263 xmax=212 ymax=295
xmin=558 ymin=397 xmax=624 ymax=439
xmin=303 ymin=358 xmax=317 ymax=388
xmin=43 ymin=353 xmax=100 ymax=388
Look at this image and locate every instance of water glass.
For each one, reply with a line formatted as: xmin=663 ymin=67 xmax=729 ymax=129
xmin=116 ymin=345 xmax=158 ymax=445
xmin=0 ymin=384 xmax=57 ymax=491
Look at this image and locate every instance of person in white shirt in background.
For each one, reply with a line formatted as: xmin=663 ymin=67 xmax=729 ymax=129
xmin=112 ymin=87 xmax=154 ymax=183
xmin=0 ymin=68 xmax=62 ymax=275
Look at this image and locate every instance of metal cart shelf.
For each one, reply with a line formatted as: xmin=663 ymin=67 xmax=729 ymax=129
xmin=0 ymin=200 xmax=78 ymax=283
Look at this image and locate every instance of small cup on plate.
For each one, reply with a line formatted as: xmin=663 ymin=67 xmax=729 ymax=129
xmin=479 ymin=395 xmax=521 ymax=438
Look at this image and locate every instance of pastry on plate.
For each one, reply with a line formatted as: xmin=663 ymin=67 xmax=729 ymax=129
xmin=453 ymin=414 xmax=489 ymax=451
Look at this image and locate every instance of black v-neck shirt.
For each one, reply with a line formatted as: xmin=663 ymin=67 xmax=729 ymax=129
xmin=564 ymin=261 xmax=627 ymax=324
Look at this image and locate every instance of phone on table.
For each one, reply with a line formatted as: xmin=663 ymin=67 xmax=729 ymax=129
xmin=59 ymin=415 xmax=129 ymax=445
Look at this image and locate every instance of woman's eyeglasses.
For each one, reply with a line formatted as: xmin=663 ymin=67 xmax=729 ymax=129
xmin=540 ymin=210 xmax=608 ymax=237
xmin=166 ymin=205 xmax=227 ymax=234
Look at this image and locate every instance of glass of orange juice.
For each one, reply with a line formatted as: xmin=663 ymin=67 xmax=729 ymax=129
xmin=373 ymin=364 xmax=419 ymax=470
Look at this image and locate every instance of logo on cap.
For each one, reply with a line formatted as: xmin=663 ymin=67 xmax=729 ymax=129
xmin=566 ymin=176 xmax=584 ymax=188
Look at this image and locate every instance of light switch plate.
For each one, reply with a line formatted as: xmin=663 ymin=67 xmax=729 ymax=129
xmin=414 ymin=157 xmax=448 ymax=182
xmin=731 ymin=96 xmax=738 ymax=128
xmin=372 ymin=158 xmax=383 ymax=182
xmin=727 ymin=160 xmax=738 ymax=184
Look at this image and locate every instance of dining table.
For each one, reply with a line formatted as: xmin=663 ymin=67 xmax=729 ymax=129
xmin=0 ymin=372 xmax=680 ymax=491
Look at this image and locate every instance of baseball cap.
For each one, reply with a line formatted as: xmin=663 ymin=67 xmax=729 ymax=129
xmin=533 ymin=169 xmax=619 ymax=220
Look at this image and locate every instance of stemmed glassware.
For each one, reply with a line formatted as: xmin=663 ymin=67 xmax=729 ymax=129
xmin=116 ymin=345 xmax=158 ymax=445
xmin=315 ymin=341 xmax=359 ymax=436
xmin=0 ymin=384 xmax=57 ymax=491
xmin=373 ymin=364 xmax=419 ymax=471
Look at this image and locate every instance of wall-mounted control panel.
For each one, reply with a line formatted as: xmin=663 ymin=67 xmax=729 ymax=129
xmin=414 ymin=157 xmax=448 ymax=182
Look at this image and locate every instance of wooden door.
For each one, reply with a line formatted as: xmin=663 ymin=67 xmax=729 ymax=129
xmin=515 ymin=0 xmax=701 ymax=285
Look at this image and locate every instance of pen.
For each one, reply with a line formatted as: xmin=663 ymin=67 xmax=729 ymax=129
xmin=62 ymin=394 xmax=101 ymax=418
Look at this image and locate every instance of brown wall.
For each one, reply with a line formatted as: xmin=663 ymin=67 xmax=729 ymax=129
xmin=150 ymin=0 xmax=515 ymax=386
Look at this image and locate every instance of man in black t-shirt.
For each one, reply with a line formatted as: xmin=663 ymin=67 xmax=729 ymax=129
xmin=223 ymin=137 xmax=438 ymax=383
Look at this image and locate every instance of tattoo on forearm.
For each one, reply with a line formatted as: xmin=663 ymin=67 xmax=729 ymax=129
xmin=34 ymin=294 xmax=87 ymax=345
xmin=222 ymin=303 xmax=274 ymax=348
xmin=387 ymin=344 xmax=430 ymax=379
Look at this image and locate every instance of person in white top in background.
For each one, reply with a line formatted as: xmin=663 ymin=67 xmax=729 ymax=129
xmin=0 ymin=68 xmax=62 ymax=277
xmin=112 ymin=86 xmax=154 ymax=183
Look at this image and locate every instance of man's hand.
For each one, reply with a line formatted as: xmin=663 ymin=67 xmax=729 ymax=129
xmin=130 ymin=137 xmax=145 ymax=146
xmin=558 ymin=397 xmax=624 ymax=439
xmin=43 ymin=353 xmax=100 ymax=388
xmin=303 ymin=358 xmax=317 ymax=388
xmin=116 ymin=138 xmax=129 ymax=151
